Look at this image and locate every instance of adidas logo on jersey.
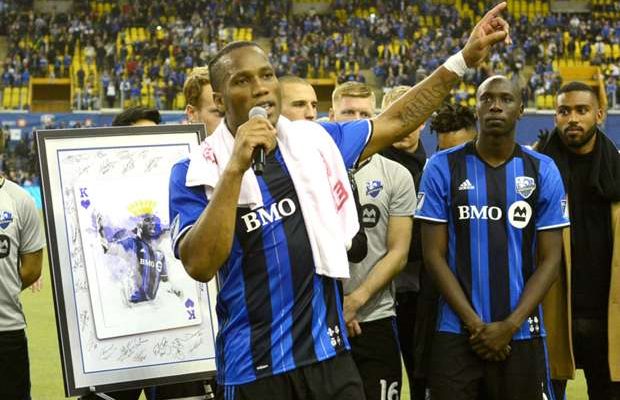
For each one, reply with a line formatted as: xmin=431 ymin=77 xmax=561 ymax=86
xmin=458 ymin=179 xmax=475 ymax=191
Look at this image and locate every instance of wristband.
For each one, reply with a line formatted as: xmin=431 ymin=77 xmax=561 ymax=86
xmin=443 ymin=51 xmax=468 ymax=78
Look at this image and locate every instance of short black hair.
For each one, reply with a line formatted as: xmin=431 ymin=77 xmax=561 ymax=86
xmin=208 ymin=41 xmax=263 ymax=92
xmin=430 ymin=103 xmax=477 ymax=134
xmin=557 ymin=81 xmax=598 ymax=102
xmin=112 ymin=106 xmax=161 ymax=126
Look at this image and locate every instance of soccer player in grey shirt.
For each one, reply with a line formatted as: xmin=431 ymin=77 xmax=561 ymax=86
xmin=0 ymin=174 xmax=45 ymax=399
xmin=331 ymin=82 xmax=416 ymax=400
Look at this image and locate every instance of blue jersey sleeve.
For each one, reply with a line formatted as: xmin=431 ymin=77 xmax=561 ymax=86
xmin=536 ymin=160 xmax=570 ymax=230
xmin=169 ymin=158 xmax=208 ymax=258
xmin=414 ymin=155 xmax=449 ymax=223
xmin=319 ymin=119 xmax=372 ymax=169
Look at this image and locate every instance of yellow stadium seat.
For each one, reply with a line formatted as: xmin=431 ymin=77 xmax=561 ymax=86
xmin=544 ymin=95 xmax=554 ymax=109
xmin=2 ymin=88 xmax=11 ymax=109
xmin=535 ymin=94 xmax=545 ymax=109
xmin=19 ymin=87 xmax=28 ymax=107
xmin=10 ymin=88 xmax=20 ymax=109
xmin=156 ymin=27 xmax=165 ymax=41
xmin=171 ymin=93 xmax=182 ymax=110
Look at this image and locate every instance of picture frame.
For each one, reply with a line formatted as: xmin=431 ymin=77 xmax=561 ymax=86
xmin=36 ymin=124 xmax=218 ymax=396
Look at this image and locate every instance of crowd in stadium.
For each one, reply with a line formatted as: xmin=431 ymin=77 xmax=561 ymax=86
xmin=0 ymin=0 xmax=618 ymax=111
xmin=0 ymin=2 xmax=619 ymax=399
xmin=0 ymin=0 xmax=615 ymax=186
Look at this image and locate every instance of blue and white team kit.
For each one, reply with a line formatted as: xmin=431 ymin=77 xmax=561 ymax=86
xmin=168 ymin=119 xmax=372 ymax=385
xmin=415 ymin=141 xmax=570 ymax=339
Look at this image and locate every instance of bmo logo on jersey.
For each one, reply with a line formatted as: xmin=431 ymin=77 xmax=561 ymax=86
xmin=508 ymin=201 xmax=532 ymax=229
xmin=458 ymin=201 xmax=532 ymax=229
xmin=457 ymin=205 xmax=502 ymax=221
xmin=241 ymin=198 xmax=297 ymax=232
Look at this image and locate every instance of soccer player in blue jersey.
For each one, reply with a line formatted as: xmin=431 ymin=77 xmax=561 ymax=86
xmin=168 ymin=4 xmax=511 ymax=399
xmin=96 ymin=211 xmax=173 ymax=304
xmin=416 ymin=75 xmax=569 ymax=400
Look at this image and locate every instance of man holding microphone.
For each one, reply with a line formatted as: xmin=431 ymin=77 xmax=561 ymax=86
xmin=168 ymin=4 xmax=510 ymax=399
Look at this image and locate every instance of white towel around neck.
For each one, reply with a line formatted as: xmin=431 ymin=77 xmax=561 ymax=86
xmin=185 ymin=116 xmax=359 ymax=279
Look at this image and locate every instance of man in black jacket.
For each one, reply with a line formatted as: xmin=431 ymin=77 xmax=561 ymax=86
xmin=538 ymin=81 xmax=620 ymax=400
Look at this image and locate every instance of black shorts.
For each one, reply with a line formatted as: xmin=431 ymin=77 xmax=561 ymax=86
xmin=429 ymin=332 xmax=554 ymax=400
xmin=350 ymin=317 xmax=402 ymax=400
xmin=0 ymin=329 xmax=30 ymax=400
xmin=216 ymin=352 xmax=365 ymax=400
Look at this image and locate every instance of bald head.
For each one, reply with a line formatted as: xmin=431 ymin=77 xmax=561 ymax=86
xmin=476 ymin=75 xmax=524 ymax=136
xmin=476 ymin=76 xmax=522 ymax=104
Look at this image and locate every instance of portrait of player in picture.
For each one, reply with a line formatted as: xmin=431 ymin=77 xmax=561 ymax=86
xmin=96 ymin=199 xmax=182 ymax=305
xmin=75 ymin=176 xmax=203 ymax=340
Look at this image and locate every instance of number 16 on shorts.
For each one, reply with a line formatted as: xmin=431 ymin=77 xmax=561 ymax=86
xmin=380 ymin=380 xmax=399 ymax=400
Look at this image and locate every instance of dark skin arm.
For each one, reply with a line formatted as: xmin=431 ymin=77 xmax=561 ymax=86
xmin=470 ymin=229 xmax=562 ymax=358
xmin=422 ymin=222 xmax=512 ymax=361
xmin=20 ymin=249 xmax=43 ymax=290
xmin=178 ymin=118 xmax=277 ymax=282
xmin=363 ymin=2 xmax=510 ymax=160
xmin=421 ymin=222 xmax=485 ymax=333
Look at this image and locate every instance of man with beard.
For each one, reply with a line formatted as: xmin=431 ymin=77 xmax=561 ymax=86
xmin=539 ymin=81 xmax=620 ymax=400
xmin=168 ymin=4 xmax=510 ymax=398
xmin=416 ymin=76 xmax=568 ymax=400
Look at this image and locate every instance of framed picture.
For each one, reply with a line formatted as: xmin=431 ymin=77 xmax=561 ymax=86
xmin=36 ymin=124 xmax=218 ymax=396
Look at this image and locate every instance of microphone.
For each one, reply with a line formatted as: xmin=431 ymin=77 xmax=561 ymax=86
xmin=248 ymin=106 xmax=268 ymax=175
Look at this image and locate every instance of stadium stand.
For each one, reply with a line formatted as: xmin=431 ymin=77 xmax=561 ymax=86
xmin=0 ymin=0 xmax=617 ymax=112
xmin=0 ymin=0 xmax=619 ymax=185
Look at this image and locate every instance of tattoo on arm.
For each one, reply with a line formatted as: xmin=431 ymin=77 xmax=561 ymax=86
xmin=398 ymin=72 xmax=460 ymax=129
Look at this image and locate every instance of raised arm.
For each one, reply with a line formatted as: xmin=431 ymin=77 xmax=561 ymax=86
xmin=362 ymin=2 xmax=510 ymax=160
